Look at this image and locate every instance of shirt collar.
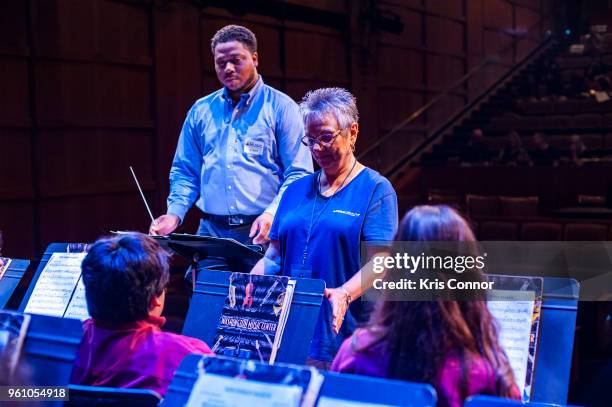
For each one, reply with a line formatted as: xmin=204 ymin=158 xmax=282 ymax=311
xmin=222 ymin=75 xmax=263 ymax=107
xmin=92 ymin=314 xmax=166 ymax=331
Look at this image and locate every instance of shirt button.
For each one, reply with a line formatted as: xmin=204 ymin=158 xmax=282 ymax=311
xmin=227 ymin=165 xmax=231 ymax=169
xmin=231 ymin=206 xmax=235 ymax=209
xmin=228 ymin=186 xmax=232 ymax=190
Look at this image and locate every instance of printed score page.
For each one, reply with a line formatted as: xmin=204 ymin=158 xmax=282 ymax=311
xmin=487 ymin=289 xmax=535 ymax=398
xmin=185 ymin=373 xmax=302 ymax=407
xmin=64 ymin=277 xmax=90 ymax=320
xmin=24 ymin=252 xmax=87 ymax=318
xmin=317 ymin=397 xmax=395 ymax=407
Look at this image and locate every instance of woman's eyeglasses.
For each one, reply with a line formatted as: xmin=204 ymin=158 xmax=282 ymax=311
xmin=301 ymin=129 xmax=342 ymax=148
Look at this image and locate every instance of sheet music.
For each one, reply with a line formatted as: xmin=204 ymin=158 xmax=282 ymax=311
xmin=0 ymin=257 xmax=12 ymax=280
xmin=64 ymin=277 xmax=90 ymax=320
xmin=317 ymin=397 xmax=394 ymax=407
xmin=487 ymin=289 xmax=535 ymax=397
xmin=185 ymin=373 xmax=303 ymax=407
xmin=24 ymin=252 xmax=86 ymax=318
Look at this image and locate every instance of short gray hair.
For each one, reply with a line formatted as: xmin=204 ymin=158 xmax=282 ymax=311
xmin=299 ymin=87 xmax=359 ymax=129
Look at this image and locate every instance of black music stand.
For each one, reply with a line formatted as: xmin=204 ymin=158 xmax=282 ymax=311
xmin=182 ymin=269 xmax=325 ymax=365
xmin=0 ymin=258 xmax=29 ymax=309
xmin=151 ymin=233 xmax=264 ymax=290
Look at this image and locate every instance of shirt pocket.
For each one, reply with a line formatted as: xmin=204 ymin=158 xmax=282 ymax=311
xmin=241 ymin=125 xmax=276 ymax=165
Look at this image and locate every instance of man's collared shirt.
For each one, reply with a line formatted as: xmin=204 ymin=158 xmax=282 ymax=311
xmin=167 ymin=76 xmax=313 ymax=220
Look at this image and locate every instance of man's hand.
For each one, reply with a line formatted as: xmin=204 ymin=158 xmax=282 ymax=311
xmin=249 ymin=212 xmax=273 ymax=244
xmin=325 ymin=287 xmax=350 ymax=335
xmin=149 ymin=214 xmax=180 ymax=236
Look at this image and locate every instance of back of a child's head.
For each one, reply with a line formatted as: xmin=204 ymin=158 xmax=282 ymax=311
xmin=81 ymin=233 xmax=169 ymax=324
xmin=371 ymin=205 xmax=515 ymax=401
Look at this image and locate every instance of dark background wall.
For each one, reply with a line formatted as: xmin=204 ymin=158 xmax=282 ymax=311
xmin=0 ymin=0 xmax=553 ymax=259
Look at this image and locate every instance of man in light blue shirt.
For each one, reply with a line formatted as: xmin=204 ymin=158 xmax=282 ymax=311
xmin=150 ymin=25 xmax=312 ymax=271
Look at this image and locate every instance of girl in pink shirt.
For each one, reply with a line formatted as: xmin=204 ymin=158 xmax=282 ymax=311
xmin=331 ymin=205 xmax=520 ymax=407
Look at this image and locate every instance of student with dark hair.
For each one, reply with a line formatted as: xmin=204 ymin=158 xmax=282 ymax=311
xmin=331 ymin=206 xmax=520 ymax=407
xmin=71 ymin=233 xmax=212 ymax=396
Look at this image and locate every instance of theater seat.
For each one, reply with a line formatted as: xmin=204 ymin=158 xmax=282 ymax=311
xmin=466 ymin=195 xmax=500 ymax=217
xmin=521 ymin=222 xmax=563 ymax=241
xmin=564 ymin=223 xmax=608 ymax=241
xmin=65 ymin=385 xmax=161 ymax=407
xmin=500 ymin=196 xmax=539 ymax=217
xmin=478 ymin=221 xmax=519 ymax=241
xmin=428 ymin=193 xmax=463 ymax=209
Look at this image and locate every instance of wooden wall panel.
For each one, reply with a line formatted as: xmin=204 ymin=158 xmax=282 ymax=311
xmin=483 ymin=0 xmax=513 ymax=29
xmin=35 ymin=63 xmax=151 ymax=126
xmin=0 ymin=131 xmax=32 ymax=198
xmin=516 ymin=5 xmax=539 ymax=31
xmin=425 ymin=0 xmax=464 ymax=19
xmin=283 ymin=0 xmax=347 ymax=13
xmin=466 ymin=0 xmax=484 ymax=61
xmin=378 ymin=90 xmax=425 ymax=130
xmin=0 ymin=0 xmax=28 ymax=54
xmin=484 ymin=31 xmax=514 ymax=65
xmin=427 ymin=94 xmax=465 ymax=128
xmin=378 ymin=47 xmax=423 ymax=88
xmin=0 ymin=202 xmax=35 ymax=259
xmin=427 ymin=55 xmax=465 ymax=89
xmin=0 ymin=59 xmax=29 ymax=126
xmin=38 ymin=194 xmax=155 ymax=248
xmin=32 ymin=0 xmax=150 ymax=63
xmin=284 ymin=31 xmax=347 ymax=81
xmin=36 ymin=131 xmax=153 ymax=197
xmin=379 ymin=5 xmax=423 ymax=47
xmin=154 ymin=2 xmax=202 ymax=208
xmin=426 ymin=16 xmax=465 ymax=54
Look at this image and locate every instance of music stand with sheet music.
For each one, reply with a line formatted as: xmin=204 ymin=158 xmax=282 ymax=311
xmin=151 ymin=233 xmax=264 ymax=290
xmin=182 ymin=268 xmax=325 ymax=365
xmin=19 ymin=243 xmax=89 ymax=313
xmin=162 ymin=354 xmax=438 ymax=407
xmin=0 ymin=258 xmax=29 ymax=309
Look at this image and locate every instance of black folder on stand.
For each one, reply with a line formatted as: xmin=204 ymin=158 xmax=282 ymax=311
xmin=153 ymin=233 xmax=264 ymax=262
xmin=182 ymin=268 xmax=325 ymax=365
xmin=151 ymin=233 xmax=264 ymax=288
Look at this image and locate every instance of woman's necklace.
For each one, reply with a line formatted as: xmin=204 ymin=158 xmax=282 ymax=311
xmin=301 ymin=158 xmax=358 ymax=266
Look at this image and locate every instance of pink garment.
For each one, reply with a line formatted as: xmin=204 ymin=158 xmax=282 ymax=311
xmin=71 ymin=315 xmax=212 ymax=396
xmin=331 ymin=328 xmax=520 ymax=407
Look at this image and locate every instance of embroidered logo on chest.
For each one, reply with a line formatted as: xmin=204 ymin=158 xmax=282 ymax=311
xmin=244 ymin=139 xmax=265 ymax=155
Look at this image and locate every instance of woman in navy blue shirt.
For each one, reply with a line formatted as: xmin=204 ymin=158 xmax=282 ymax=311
xmin=251 ymin=88 xmax=398 ymax=367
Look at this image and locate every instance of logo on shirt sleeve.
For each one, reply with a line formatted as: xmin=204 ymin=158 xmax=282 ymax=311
xmin=244 ymin=139 xmax=265 ymax=155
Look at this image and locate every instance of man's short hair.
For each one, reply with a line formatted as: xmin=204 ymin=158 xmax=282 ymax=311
xmin=81 ymin=233 xmax=170 ymax=324
xmin=210 ymin=25 xmax=257 ymax=53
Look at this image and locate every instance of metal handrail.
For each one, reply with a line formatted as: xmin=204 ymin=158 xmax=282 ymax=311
xmin=383 ymin=34 xmax=555 ymax=179
xmin=357 ymin=57 xmax=495 ymax=160
xmin=358 ymin=18 xmax=550 ymax=162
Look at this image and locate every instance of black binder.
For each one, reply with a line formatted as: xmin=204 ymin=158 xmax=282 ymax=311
xmin=154 ymin=233 xmax=264 ymax=262
xmin=182 ymin=269 xmax=325 ymax=365
xmin=0 ymin=258 xmax=29 ymax=309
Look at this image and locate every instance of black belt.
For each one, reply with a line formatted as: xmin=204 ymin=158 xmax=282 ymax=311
xmin=201 ymin=212 xmax=260 ymax=226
